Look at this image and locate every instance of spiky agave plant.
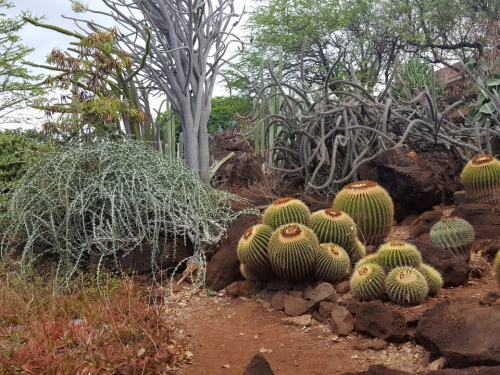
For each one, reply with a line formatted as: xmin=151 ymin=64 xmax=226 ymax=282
xmin=350 ymin=263 xmax=386 ymax=301
xmin=314 ymin=243 xmax=351 ymax=283
xmin=461 ymin=154 xmax=500 ymax=206
xmin=376 ymin=241 xmax=422 ymax=271
xmin=267 ymin=223 xmax=319 ymax=282
xmin=386 ymin=267 xmax=428 ymax=306
xmin=262 ymin=197 xmax=311 ymax=229
xmin=237 ymin=224 xmax=274 ymax=281
xmin=418 ymin=264 xmax=443 ymax=296
xmin=310 ymin=208 xmax=357 ymax=255
xmin=430 ymin=217 xmax=475 ymax=259
xmin=333 ymin=181 xmax=394 ymax=246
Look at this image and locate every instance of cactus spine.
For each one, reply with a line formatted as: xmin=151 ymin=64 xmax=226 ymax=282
xmin=461 ymin=154 xmax=500 ymax=206
xmin=333 ymin=181 xmax=394 ymax=246
xmin=386 ymin=267 xmax=428 ymax=306
xmin=430 ymin=217 xmax=475 ymax=259
xmin=376 ymin=241 xmax=422 ymax=271
xmin=350 ymin=238 xmax=367 ymax=264
xmin=268 ymin=223 xmax=319 ymax=282
xmin=240 ymin=263 xmax=258 ymax=281
xmin=314 ymin=243 xmax=351 ymax=283
xmin=350 ymin=263 xmax=386 ymax=301
xmin=310 ymin=208 xmax=357 ymax=254
xmin=418 ymin=264 xmax=443 ymax=296
xmin=237 ymin=224 xmax=274 ymax=281
xmin=263 ymin=197 xmax=311 ymax=229
xmin=353 ymin=254 xmax=379 ymax=271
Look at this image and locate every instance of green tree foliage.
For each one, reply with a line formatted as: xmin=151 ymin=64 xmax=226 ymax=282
xmin=207 ymin=96 xmax=253 ymax=133
xmin=0 ymin=1 xmax=44 ymax=125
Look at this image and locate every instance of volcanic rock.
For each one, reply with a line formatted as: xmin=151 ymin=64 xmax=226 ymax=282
xmin=451 ymin=203 xmax=500 ymax=240
xmin=354 ymin=301 xmax=408 ymax=343
xmin=243 ymin=353 xmax=275 ymax=375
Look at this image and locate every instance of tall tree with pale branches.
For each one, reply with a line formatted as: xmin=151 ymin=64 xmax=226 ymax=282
xmin=71 ymin=0 xmax=243 ymax=180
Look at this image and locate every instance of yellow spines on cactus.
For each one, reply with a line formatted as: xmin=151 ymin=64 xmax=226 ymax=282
xmin=350 ymin=263 xmax=386 ymax=301
xmin=376 ymin=241 xmax=422 ymax=271
xmin=333 ymin=180 xmax=394 ymax=246
xmin=418 ymin=264 xmax=443 ymax=296
xmin=494 ymin=251 xmax=500 ymax=287
xmin=237 ymin=224 xmax=274 ymax=281
xmin=314 ymin=243 xmax=351 ymax=283
xmin=386 ymin=267 xmax=428 ymax=306
xmin=310 ymin=208 xmax=357 ymax=254
xmin=350 ymin=237 xmax=366 ymax=264
xmin=268 ymin=223 xmax=319 ymax=282
xmin=461 ymin=154 xmax=500 ymax=206
xmin=240 ymin=263 xmax=258 ymax=281
xmin=353 ymin=254 xmax=379 ymax=271
xmin=263 ymin=197 xmax=311 ymax=229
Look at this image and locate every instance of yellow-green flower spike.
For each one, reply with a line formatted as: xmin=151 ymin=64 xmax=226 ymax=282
xmin=333 ymin=180 xmax=394 ymax=246
xmin=461 ymin=154 xmax=500 ymax=206
xmin=350 ymin=263 xmax=386 ymax=301
xmin=237 ymin=224 xmax=274 ymax=281
xmin=268 ymin=223 xmax=319 ymax=282
xmin=240 ymin=263 xmax=258 ymax=281
xmin=430 ymin=217 xmax=475 ymax=259
xmin=315 ymin=243 xmax=351 ymax=283
xmin=418 ymin=264 xmax=443 ymax=296
xmin=350 ymin=238 xmax=367 ymax=264
xmin=263 ymin=197 xmax=311 ymax=229
xmin=494 ymin=251 xmax=500 ymax=287
xmin=376 ymin=241 xmax=422 ymax=271
xmin=310 ymin=208 xmax=357 ymax=254
xmin=353 ymin=254 xmax=379 ymax=271
xmin=386 ymin=267 xmax=428 ymax=306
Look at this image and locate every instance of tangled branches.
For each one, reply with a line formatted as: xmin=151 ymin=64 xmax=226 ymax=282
xmin=0 ymin=140 xmax=253 ymax=289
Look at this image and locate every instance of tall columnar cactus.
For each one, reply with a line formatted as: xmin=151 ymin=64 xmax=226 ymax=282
xmin=430 ymin=217 xmax=475 ymax=259
xmin=376 ymin=241 xmax=422 ymax=271
xmin=314 ymin=243 xmax=351 ymax=283
xmin=237 ymin=224 xmax=274 ymax=281
xmin=461 ymin=154 xmax=500 ymax=206
xmin=263 ymin=197 xmax=310 ymax=229
xmin=310 ymin=208 xmax=357 ymax=254
xmin=386 ymin=267 xmax=429 ymax=306
xmin=350 ymin=263 xmax=386 ymax=301
xmin=418 ymin=264 xmax=443 ymax=296
xmin=333 ymin=181 xmax=394 ymax=246
xmin=267 ymin=223 xmax=319 ymax=282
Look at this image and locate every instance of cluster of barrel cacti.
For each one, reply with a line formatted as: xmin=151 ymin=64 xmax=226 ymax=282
xmin=350 ymin=241 xmax=443 ymax=306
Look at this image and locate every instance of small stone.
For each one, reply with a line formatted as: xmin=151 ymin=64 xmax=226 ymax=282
xmin=222 ymin=364 xmax=230 ymax=369
xmin=305 ymin=282 xmax=335 ymax=309
xmin=269 ymin=290 xmax=288 ymax=311
xmin=480 ymin=292 xmax=500 ymax=306
xmin=239 ymin=280 xmax=259 ymax=297
xmin=335 ymin=281 xmax=350 ymax=294
xmin=225 ymin=281 xmax=241 ymax=298
xmin=354 ymin=301 xmax=408 ymax=343
xmin=330 ymin=306 xmax=354 ymax=336
xmin=284 ymin=295 xmax=309 ymax=317
xmin=267 ymin=278 xmax=294 ymax=291
xmin=293 ymin=280 xmax=315 ymax=292
xmin=427 ymin=357 xmax=448 ymax=370
xmin=319 ymin=301 xmax=337 ymax=319
xmin=289 ymin=290 xmax=305 ymax=299
xmin=367 ymin=340 xmax=388 ymax=351
xmin=282 ymin=314 xmax=312 ymax=327
xmin=365 ymin=245 xmax=376 ymax=254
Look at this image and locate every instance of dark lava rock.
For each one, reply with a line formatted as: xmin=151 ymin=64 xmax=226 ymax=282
xmin=318 ymin=301 xmax=337 ymax=319
xmin=471 ymin=239 xmax=500 ymax=261
xmin=283 ymin=295 xmax=309 ymax=317
xmin=354 ymin=301 xmax=408 ymax=343
xmin=269 ymin=290 xmax=288 ymax=311
xmin=330 ymin=306 xmax=354 ymax=336
xmin=305 ymin=282 xmax=336 ymax=309
xmin=205 ymin=214 xmax=260 ymax=291
xmin=451 ymin=203 xmax=500 ymax=240
xmin=480 ymin=292 xmax=500 ymax=306
xmin=407 ymin=240 xmax=470 ymax=287
xmin=243 ymin=353 xmax=275 ymax=375
xmin=335 ymin=281 xmax=351 ymax=294
xmin=343 ymin=365 xmax=500 ymax=374
xmin=416 ymin=299 xmax=500 ymax=368
xmin=409 ymin=210 xmax=442 ymax=241
xmin=225 ymin=280 xmax=259 ymax=298
xmin=225 ymin=281 xmax=241 ymax=298
xmin=266 ymin=278 xmax=294 ymax=291
xmin=343 ymin=365 xmax=409 ymax=375
xmin=357 ymin=145 xmax=463 ymax=221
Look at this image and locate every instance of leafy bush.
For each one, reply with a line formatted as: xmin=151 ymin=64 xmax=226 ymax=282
xmin=207 ymin=96 xmax=253 ymax=133
xmin=0 ymin=140 xmax=251 ymax=288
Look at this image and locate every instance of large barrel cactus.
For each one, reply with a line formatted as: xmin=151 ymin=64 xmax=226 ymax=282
xmin=333 ymin=180 xmax=394 ymax=246
xmin=314 ymin=243 xmax=351 ymax=283
xmin=263 ymin=197 xmax=311 ymax=229
xmin=386 ymin=267 xmax=428 ymax=306
xmin=418 ymin=264 xmax=443 ymax=296
xmin=376 ymin=241 xmax=422 ymax=271
xmin=237 ymin=224 xmax=274 ymax=281
xmin=350 ymin=238 xmax=366 ymax=264
xmin=461 ymin=154 xmax=500 ymax=206
xmin=310 ymin=208 xmax=357 ymax=255
xmin=430 ymin=217 xmax=475 ymax=259
xmin=267 ymin=223 xmax=319 ymax=282
xmin=350 ymin=263 xmax=386 ymax=301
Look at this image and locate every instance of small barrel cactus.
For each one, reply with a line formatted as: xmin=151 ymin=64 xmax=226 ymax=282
xmin=310 ymin=208 xmax=357 ymax=254
xmin=263 ymin=197 xmax=311 ymax=229
xmin=353 ymin=254 xmax=379 ymax=271
xmin=268 ymin=223 xmax=319 ymax=282
xmin=350 ymin=238 xmax=367 ymax=264
xmin=240 ymin=263 xmax=258 ymax=281
xmin=430 ymin=217 xmax=475 ymax=259
xmin=237 ymin=224 xmax=274 ymax=281
xmin=461 ymin=154 xmax=500 ymax=206
xmin=333 ymin=180 xmax=394 ymax=246
xmin=418 ymin=264 xmax=443 ymax=296
xmin=386 ymin=267 xmax=428 ymax=306
xmin=350 ymin=263 xmax=386 ymax=301
xmin=376 ymin=241 xmax=422 ymax=271
xmin=314 ymin=243 xmax=351 ymax=283
xmin=494 ymin=251 xmax=500 ymax=287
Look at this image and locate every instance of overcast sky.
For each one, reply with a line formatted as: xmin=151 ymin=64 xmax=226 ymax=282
xmin=4 ymin=0 xmax=247 ymax=130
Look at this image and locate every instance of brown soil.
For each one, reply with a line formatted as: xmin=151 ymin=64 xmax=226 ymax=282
xmin=157 ymin=222 xmax=499 ymax=375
